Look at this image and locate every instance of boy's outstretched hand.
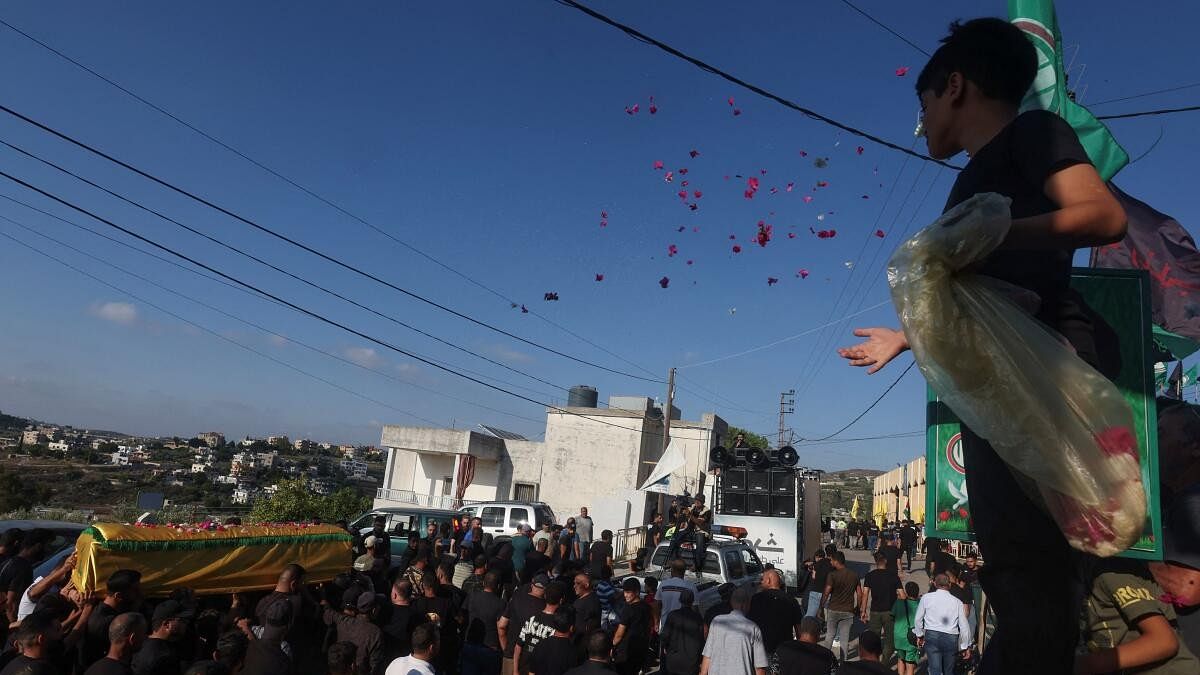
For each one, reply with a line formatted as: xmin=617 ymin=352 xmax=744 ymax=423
xmin=838 ymin=327 xmax=909 ymax=374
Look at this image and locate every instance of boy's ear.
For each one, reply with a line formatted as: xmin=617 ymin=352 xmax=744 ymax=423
xmin=946 ymin=71 xmax=967 ymax=105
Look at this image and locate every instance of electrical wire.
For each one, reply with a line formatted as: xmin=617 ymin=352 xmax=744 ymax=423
xmin=0 ymin=14 xmax=668 ymax=389
xmin=836 ymin=0 xmax=930 ymax=56
xmin=796 ymin=361 xmax=915 ymax=442
xmin=1088 ymin=82 xmax=1200 ymax=106
xmin=0 ymin=168 xmax=717 ymax=441
xmin=0 ymin=102 xmax=662 ymax=384
xmin=548 ymin=0 xmax=957 ymax=169
xmin=1095 ymin=104 xmax=1200 ymax=120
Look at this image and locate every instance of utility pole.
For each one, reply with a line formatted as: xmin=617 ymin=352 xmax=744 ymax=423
xmin=778 ymin=389 xmax=795 ymax=447
xmin=657 ymin=368 xmax=676 ymax=518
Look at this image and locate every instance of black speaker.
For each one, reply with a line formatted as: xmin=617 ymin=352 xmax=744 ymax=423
xmin=747 ymin=471 xmax=770 ymax=493
xmin=770 ymin=471 xmax=796 ymax=495
xmin=770 ymin=495 xmax=795 ymax=518
xmin=777 ymin=445 xmax=799 ymax=467
xmin=747 ymin=494 xmax=770 ymax=515
xmin=724 ymin=468 xmax=747 ymax=492
xmin=745 ymin=447 xmax=769 ymax=469
xmin=722 ymin=492 xmax=746 ymax=514
xmin=710 ymin=445 xmax=730 ymax=469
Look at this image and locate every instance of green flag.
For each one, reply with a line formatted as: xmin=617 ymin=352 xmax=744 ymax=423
xmin=1008 ymin=0 xmax=1129 ymax=180
xmin=1185 ymin=364 xmax=1199 ymax=388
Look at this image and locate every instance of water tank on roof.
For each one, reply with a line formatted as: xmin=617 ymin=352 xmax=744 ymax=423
xmin=568 ymin=385 xmax=599 ymax=408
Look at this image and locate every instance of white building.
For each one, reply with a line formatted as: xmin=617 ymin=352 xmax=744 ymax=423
xmin=48 ymin=440 xmax=72 ymax=453
xmin=340 ymin=457 xmax=369 ymax=479
xmin=215 ymin=475 xmax=238 ymax=485
xmin=377 ymin=392 xmax=727 ymax=529
xmin=232 ymin=487 xmax=253 ymax=505
xmin=197 ymin=432 xmax=225 ymax=448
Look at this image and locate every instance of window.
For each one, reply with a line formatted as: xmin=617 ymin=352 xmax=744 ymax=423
xmin=481 ymin=507 xmax=505 ymax=528
xmin=514 ymin=482 xmax=538 ymax=502
xmin=534 ymin=505 xmax=557 ymax=529
xmin=724 ymin=550 xmax=745 ymax=579
xmin=441 ymin=476 xmax=452 ymax=496
xmin=392 ymin=515 xmax=416 ymax=537
xmin=509 ymin=508 xmax=530 ymax=528
xmin=701 ymin=551 xmax=721 ymax=575
xmin=741 ymin=548 xmax=764 ymax=575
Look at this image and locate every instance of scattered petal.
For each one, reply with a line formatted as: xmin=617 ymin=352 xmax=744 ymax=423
xmin=786 ymin=182 xmax=795 ymax=192
xmin=756 ymin=221 xmax=773 ymax=247
xmin=686 ymin=259 xmax=694 ymax=265
xmin=760 ymin=169 xmax=768 ymax=176
xmin=895 ymin=66 xmax=910 ymax=77
xmin=844 ymin=260 xmax=854 ymax=269
xmin=729 ymin=307 xmax=737 ymax=315
xmin=875 ymin=229 xmax=886 ymax=238
xmin=665 ymin=171 xmax=674 ymax=182
xmin=600 ymin=220 xmax=608 ymax=227
xmin=814 ymin=157 xmax=829 ymax=169
xmin=816 ymin=229 xmax=838 ymax=239
xmin=817 ymin=213 xmax=825 ymax=221
xmin=816 ymin=181 xmax=829 ymax=188
xmin=692 ymin=226 xmax=699 ymax=233
xmin=595 ymin=274 xmax=604 ymax=281
xmin=861 ymin=194 xmax=870 ymax=199
xmin=544 ymin=292 xmax=559 ymax=301
xmin=767 ymin=277 xmax=779 ymax=286
xmin=601 ymin=210 xmax=608 ymax=218
xmin=681 ymin=180 xmax=689 ymax=187
xmin=856 ymin=146 xmax=865 ymax=155
xmin=727 ymin=96 xmax=736 ymax=106
xmin=678 ymin=190 xmax=688 ymax=200
xmin=802 ymin=195 xmax=813 ymax=204
xmin=521 ymin=304 xmax=529 ymax=313
xmin=769 ymin=187 xmax=779 ymax=195
xmin=668 ymin=244 xmax=678 ymax=257
xmin=689 ymin=149 xmax=700 ymax=158
xmin=659 ymin=276 xmax=670 ymax=288
xmin=732 ymin=245 xmax=742 ymax=253
xmin=799 ymin=150 xmax=808 ymax=157
xmin=689 ymin=203 xmax=698 ymax=211
xmin=625 ymin=103 xmax=640 ymax=115
xmin=648 ymin=96 xmax=658 ymax=114
xmin=798 ymin=269 xmax=810 ymax=279
xmin=653 ymin=160 xmax=664 ymax=170
xmin=677 ymin=226 xmax=686 ymax=232
xmin=679 ymin=168 xmax=689 ymax=175
xmin=729 ymin=234 xmax=737 ymax=240
xmin=693 ymin=190 xmax=702 ymax=199
xmin=733 ymin=108 xmax=742 ymax=116
xmin=788 ymin=232 xmax=796 ymax=239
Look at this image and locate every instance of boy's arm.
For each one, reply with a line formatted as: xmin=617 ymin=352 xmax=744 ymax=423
xmin=1076 ymin=614 xmax=1180 ymax=674
xmin=1003 ymin=163 xmax=1126 ymax=250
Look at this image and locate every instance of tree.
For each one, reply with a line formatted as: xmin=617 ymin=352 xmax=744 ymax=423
xmin=0 ymin=466 xmax=48 ymax=512
xmin=187 ymin=438 xmax=207 ymax=449
xmin=723 ymin=426 xmax=772 ymax=449
xmin=250 ymin=479 xmax=316 ymax=522
xmin=320 ymin=488 xmax=371 ymax=523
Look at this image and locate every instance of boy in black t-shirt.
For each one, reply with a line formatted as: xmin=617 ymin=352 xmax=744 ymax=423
xmin=839 ymin=17 xmax=1128 ymax=675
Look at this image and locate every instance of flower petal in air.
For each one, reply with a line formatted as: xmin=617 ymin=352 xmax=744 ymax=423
xmin=659 ymin=276 xmax=670 ymax=289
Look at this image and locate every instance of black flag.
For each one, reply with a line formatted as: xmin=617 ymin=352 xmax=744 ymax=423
xmin=1093 ymin=184 xmax=1200 ymax=341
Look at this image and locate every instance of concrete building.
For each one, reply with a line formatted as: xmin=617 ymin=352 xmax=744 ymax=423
xmin=232 ymin=487 xmax=253 ymax=505
xmin=48 ymin=440 xmax=72 ymax=453
xmin=378 ymin=391 xmax=727 ymax=529
xmin=872 ymin=456 xmax=927 ymax=525
xmin=197 ymin=432 xmax=225 ymax=448
xmin=340 ymin=457 xmax=369 ymax=479
xmin=267 ymin=435 xmax=290 ymax=448
xmin=21 ymin=430 xmax=45 ymax=446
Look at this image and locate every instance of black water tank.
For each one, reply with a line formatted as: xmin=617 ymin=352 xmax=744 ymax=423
xmin=567 ymin=385 xmax=598 ymax=408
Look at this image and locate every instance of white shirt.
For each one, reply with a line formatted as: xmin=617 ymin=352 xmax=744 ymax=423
xmin=913 ymin=589 xmax=971 ymax=650
xmin=385 ymin=655 xmax=437 ymax=675
xmin=17 ymin=576 xmax=50 ymax=621
xmin=657 ymin=576 xmax=699 ymax=631
xmin=702 ymin=610 xmax=768 ymax=675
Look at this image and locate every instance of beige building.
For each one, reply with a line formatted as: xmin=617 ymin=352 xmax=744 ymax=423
xmin=378 ymin=392 xmax=727 ymax=530
xmin=872 ymin=455 xmax=927 ymax=524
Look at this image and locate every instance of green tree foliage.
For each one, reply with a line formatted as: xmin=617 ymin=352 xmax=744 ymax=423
xmin=187 ymin=437 xmax=207 ymax=448
xmin=0 ymin=466 xmax=49 ymax=512
xmin=249 ymin=479 xmax=370 ymax=523
xmin=723 ymin=426 xmax=771 ymax=449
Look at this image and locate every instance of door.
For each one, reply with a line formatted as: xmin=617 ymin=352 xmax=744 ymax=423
xmin=481 ymin=506 xmax=506 ymax=535
xmin=508 ymin=507 xmax=530 ymax=531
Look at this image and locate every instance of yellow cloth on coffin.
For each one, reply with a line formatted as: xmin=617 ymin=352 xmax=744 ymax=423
xmin=72 ymin=523 xmax=353 ymax=597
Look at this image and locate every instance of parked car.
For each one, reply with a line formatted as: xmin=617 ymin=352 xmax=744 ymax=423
xmin=348 ymin=507 xmax=459 ymax=563
xmin=0 ymin=520 xmax=88 ymax=567
xmin=456 ymin=501 xmax=557 ymax=541
xmin=642 ymin=535 xmax=765 ymax=614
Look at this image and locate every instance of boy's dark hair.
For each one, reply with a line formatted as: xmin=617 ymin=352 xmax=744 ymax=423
xmin=643 ymin=576 xmax=658 ymax=592
xmin=327 ymin=641 xmax=357 ymax=673
xmin=543 ymin=581 xmax=565 ymax=605
xmin=814 ymin=549 xmax=825 ymax=559
xmin=483 ymin=571 xmax=500 ymax=591
xmin=858 ymin=630 xmax=883 ymax=656
xmin=824 ymin=544 xmax=837 ymax=556
xmin=14 ymin=610 xmax=57 ymax=647
xmin=905 ymin=581 xmax=921 ymax=599
xmin=916 ymin=18 xmax=1037 ymax=105
xmin=412 ymin=623 xmax=439 ymax=652
xmin=832 ymin=551 xmax=846 ymax=564
xmin=585 ymin=630 xmax=612 ymax=659
xmin=549 ymin=611 xmax=573 ymax=634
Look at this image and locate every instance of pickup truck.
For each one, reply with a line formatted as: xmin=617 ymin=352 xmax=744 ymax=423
xmin=641 ymin=535 xmax=765 ymax=614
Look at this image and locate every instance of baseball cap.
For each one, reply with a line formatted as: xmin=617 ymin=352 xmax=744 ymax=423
xmin=532 ymin=574 xmax=550 ymax=589
xmin=341 ymin=587 xmax=363 ymax=610
xmin=621 ymin=578 xmax=642 ymax=593
xmin=363 ymin=535 xmax=378 ymax=548
xmin=151 ymin=599 xmax=194 ymax=624
xmin=356 ymin=592 xmax=379 ymax=612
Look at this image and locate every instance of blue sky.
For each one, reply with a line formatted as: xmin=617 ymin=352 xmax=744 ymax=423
xmin=0 ymin=1 xmax=1196 ymax=470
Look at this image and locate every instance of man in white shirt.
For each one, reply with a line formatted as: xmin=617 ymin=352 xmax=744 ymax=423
xmin=385 ymin=623 xmax=438 ymax=675
xmin=912 ymin=574 xmax=971 ymax=675
xmin=700 ymin=587 xmax=768 ymax=675
xmin=657 ymin=559 xmax=699 ymax=632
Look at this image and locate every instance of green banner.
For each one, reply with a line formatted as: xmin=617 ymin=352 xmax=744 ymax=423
xmin=926 ymin=269 xmax=1162 ymax=560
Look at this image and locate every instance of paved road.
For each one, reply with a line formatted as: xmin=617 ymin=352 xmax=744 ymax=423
xmin=824 ymin=544 xmax=931 ymax=666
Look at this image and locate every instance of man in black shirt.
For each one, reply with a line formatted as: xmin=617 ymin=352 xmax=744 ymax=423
xmin=84 ymin=612 xmax=147 ymax=675
xmin=878 ymin=537 xmax=903 ymax=573
xmin=660 ymin=589 xmax=703 ymax=675
xmin=515 ymin=582 xmax=573 ymax=675
xmin=571 ymin=574 xmax=601 ymax=641
xmin=463 ymin=572 xmax=506 ymax=675
xmin=777 ymin=617 xmax=835 ymax=675
xmin=499 ymin=575 xmax=548 ymax=675
xmin=81 ymin=570 xmax=144 ymax=672
xmin=611 ymin=579 xmax=650 ymax=675
xmin=897 ymin=521 xmax=918 ymax=572
xmin=370 ymin=515 xmax=392 ymax=569
xmin=132 ymin=600 xmax=192 ymax=675
xmin=835 ymin=631 xmax=891 ymax=675
xmin=1 ymin=529 xmax=50 ymax=628
xmin=644 ymin=513 xmax=664 ymax=571
xmin=839 ymin=17 xmax=1128 ymax=675
xmin=859 ymin=553 xmax=901 ymax=666
xmin=562 ymin=632 xmax=616 ymax=675
xmin=1 ymin=611 xmax=62 ymax=675
xmin=927 ymin=540 xmax=957 ymax=587
xmin=523 ymin=541 xmax=550 ymax=587
xmin=526 ymin=612 xmax=577 ymax=675
xmin=383 ymin=580 xmax=418 ymax=660
xmin=587 ymin=532 xmax=614 ymax=581
xmin=748 ymin=570 xmax=802 ymax=656
xmin=805 ymin=549 xmax=832 ymax=619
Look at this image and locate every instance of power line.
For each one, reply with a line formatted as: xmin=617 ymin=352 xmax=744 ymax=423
xmin=0 ymin=213 xmax=554 ymax=425
xmin=0 ymin=190 xmax=568 ymax=402
xmin=0 ymin=137 xmax=577 ymax=396
xmin=548 ymin=0 xmax=957 ymax=169
xmin=796 ymin=361 xmax=915 ymax=442
xmin=0 ymin=103 xmax=662 ymax=384
xmin=1095 ymin=104 xmax=1200 ymax=120
xmin=0 ymin=228 xmax=445 ymax=428
xmin=836 ymin=0 xmax=930 ymax=56
xmin=0 ymin=168 xmax=714 ymax=441
xmin=1088 ymin=82 xmax=1200 ymax=106
xmin=0 ymin=15 xmax=670 ymax=386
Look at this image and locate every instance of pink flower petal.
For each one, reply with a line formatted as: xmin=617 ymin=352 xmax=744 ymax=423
xmin=653 ymin=160 xmax=664 ymax=170
xmin=856 ymin=146 xmax=865 ymax=155
xmin=689 ymin=149 xmax=700 ymax=158
xmin=595 ymin=274 xmax=604 ymax=281
xmin=686 ymin=259 xmax=694 ymax=265
xmin=895 ymin=66 xmax=910 ymax=77
xmin=798 ymin=269 xmax=809 ymax=279
xmin=875 ymin=229 xmax=885 ymax=238
xmin=668 ymin=244 xmax=678 ymax=257
xmin=679 ymin=168 xmax=689 ymax=175
xmin=601 ymin=210 xmax=608 ymax=218
xmin=732 ymin=108 xmax=742 ymax=116
xmin=665 ymin=171 xmax=674 ymax=182
xmin=692 ymin=226 xmax=699 ymax=233
xmin=769 ymin=187 xmax=779 ymax=195
xmin=816 ymin=181 xmax=829 ymax=188
xmin=732 ymin=245 xmax=742 ymax=253
xmin=788 ymin=232 xmax=796 ymax=239
xmin=767 ymin=277 xmax=779 ymax=286
xmin=802 ymin=195 xmax=813 ymax=204
xmin=678 ymin=190 xmax=688 ymax=200
xmin=659 ymin=276 xmax=670 ymax=288
xmin=681 ymin=180 xmax=689 ymax=187
xmin=649 ymin=104 xmax=658 ymax=115
xmin=786 ymin=182 xmax=795 ymax=192
xmin=600 ymin=220 xmax=607 ymax=227
xmin=727 ymin=96 xmax=736 ymax=106
xmin=693 ymin=190 xmax=702 ymax=199
xmin=799 ymin=150 xmax=808 ymax=157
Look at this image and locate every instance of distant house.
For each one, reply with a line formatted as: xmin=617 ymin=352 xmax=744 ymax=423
xmin=48 ymin=440 xmax=72 ymax=454
xmin=340 ymin=457 xmax=369 ymax=479
xmin=197 ymin=432 xmax=225 ymax=448
xmin=21 ymin=430 xmax=45 ymax=446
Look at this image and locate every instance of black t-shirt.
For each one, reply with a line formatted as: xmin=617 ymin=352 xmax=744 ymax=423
xmin=0 ymin=555 xmax=33 ymax=596
xmin=382 ymin=602 xmax=419 ymax=659
xmin=661 ymin=606 xmax=705 ymax=675
xmin=812 ymin=559 xmax=832 ymax=591
xmin=528 ymin=635 xmax=578 ymax=675
xmin=837 ymin=660 xmax=894 ymax=675
xmin=523 ymin=551 xmax=549 ymax=584
xmin=80 ymin=602 xmax=121 ymax=669
xmin=588 ymin=542 xmax=613 ymax=576
xmin=748 ymin=589 xmax=802 ymax=653
xmin=949 ymin=584 xmax=974 ymax=608
xmin=130 ymin=638 xmax=179 ymax=675
xmin=862 ymin=569 xmax=901 ymax=613
xmin=84 ymin=658 xmax=133 ymax=675
xmin=519 ymin=611 xmax=570 ymax=672
xmin=866 ymin=524 xmax=879 ymax=538
xmin=943 ymin=109 xmax=1098 ymax=360
xmin=466 ymin=590 xmax=507 ymax=650
xmin=503 ymin=593 xmax=547 ymax=658
xmin=703 ymin=601 xmax=732 ymax=625
xmin=616 ymin=601 xmax=652 ymax=660
xmin=898 ymin=526 xmax=917 ymax=547
xmin=929 ymin=551 xmax=957 ymax=577
xmin=241 ymin=640 xmax=291 ymax=675
xmin=573 ymin=593 xmax=601 ymax=637
xmin=777 ymin=639 xmax=836 ymax=675
xmin=879 ymin=546 xmax=902 ymax=572
xmin=0 ymin=655 xmax=56 ymax=675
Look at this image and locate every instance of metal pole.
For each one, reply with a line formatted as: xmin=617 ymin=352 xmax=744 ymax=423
xmin=657 ymin=368 xmax=676 ymax=518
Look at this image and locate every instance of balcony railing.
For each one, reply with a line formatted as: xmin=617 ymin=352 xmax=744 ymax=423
xmin=375 ymin=488 xmax=477 ymax=511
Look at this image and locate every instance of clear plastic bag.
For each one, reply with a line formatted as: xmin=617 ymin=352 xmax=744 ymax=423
xmin=889 ymin=193 xmax=1146 ymax=557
